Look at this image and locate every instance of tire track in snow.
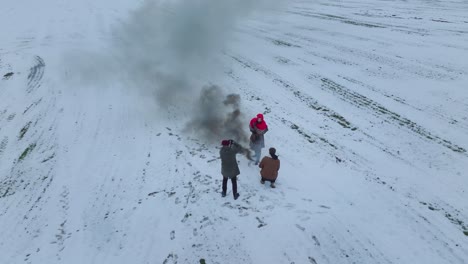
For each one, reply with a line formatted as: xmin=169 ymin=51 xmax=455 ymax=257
xmin=230 ymin=42 xmax=460 ymax=173
xmin=3 ymin=115 xmax=58 ymax=215
xmin=253 ymin=16 xmax=462 ymax=82
xmin=0 ymin=53 xmax=59 ymax=263
xmin=419 ymin=199 xmax=468 ymax=240
xmin=311 ymin=75 xmax=466 ymax=155
xmin=0 ymin=109 xmax=7 ymax=123
xmin=23 ymin=98 xmax=43 ymax=115
xmin=27 ymin=56 xmax=45 ymax=93
xmin=0 ymin=137 xmax=8 ymax=157
xmin=287 ymin=10 xmax=387 ymax=29
xmin=7 ymin=113 xmax=16 ymax=121
xmin=46 ymin=187 xmax=71 ymax=263
xmin=0 ymin=87 xmax=57 ymax=204
xmin=227 ymin=54 xmax=356 ymax=130
xmin=303 ymin=217 xmax=393 ymax=264
xmin=79 ymin=107 xmax=146 ymax=256
xmin=290 ymin=0 xmax=468 ymax=40
xmin=338 ymin=75 xmax=468 ymax=133
xmin=395 ymin=197 xmax=468 ymax=263
xmin=232 ymin=22 xmax=466 ymax=171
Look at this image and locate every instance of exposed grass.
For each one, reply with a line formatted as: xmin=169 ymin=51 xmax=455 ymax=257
xmin=2 ymin=72 xmax=14 ymax=80
xmin=41 ymin=153 xmax=55 ymax=163
xmin=0 ymin=137 xmax=8 ymax=154
xmin=320 ymin=77 xmax=466 ymax=154
xmin=18 ymin=121 xmax=32 ymax=140
xmin=289 ymin=123 xmax=316 ymax=144
xmin=1 ymin=187 xmax=11 ymax=198
xmin=19 ymin=143 xmax=36 ymax=161
xmin=272 ymin=39 xmax=301 ymax=48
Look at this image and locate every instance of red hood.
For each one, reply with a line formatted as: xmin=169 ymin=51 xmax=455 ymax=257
xmin=250 ymin=114 xmax=268 ymax=130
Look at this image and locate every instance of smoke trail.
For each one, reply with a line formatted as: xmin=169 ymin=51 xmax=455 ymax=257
xmin=111 ymin=0 xmax=286 ymax=157
xmin=109 ymin=0 xmax=282 ymax=154
xmin=63 ymin=0 xmax=282 ymax=155
xmin=66 ymin=0 xmax=285 ymax=102
xmin=110 ymin=0 xmax=268 ymax=108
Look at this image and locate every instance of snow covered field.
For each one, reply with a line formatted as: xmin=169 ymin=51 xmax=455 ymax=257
xmin=1 ymin=0 xmax=468 ymax=263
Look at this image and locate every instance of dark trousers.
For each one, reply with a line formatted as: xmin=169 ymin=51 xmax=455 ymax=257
xmin=222 ymin=177 xmax=238 ymax=195
xmin=261 ymin=177 xmax=275 ymax=183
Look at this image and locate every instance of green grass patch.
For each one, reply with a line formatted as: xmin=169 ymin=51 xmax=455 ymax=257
xmin=19 ymin=143 xmax=36 ymax=161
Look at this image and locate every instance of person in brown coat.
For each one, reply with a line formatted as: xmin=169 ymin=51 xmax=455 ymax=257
xmin=258 ymin=147 xmax=280 ymax=188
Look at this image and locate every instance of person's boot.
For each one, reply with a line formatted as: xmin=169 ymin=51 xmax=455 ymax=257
xmin=233 ymin=193 xmax=240 ymax=200
xmin=270 ymin=183 xmax=276 ymax=188
xmin=260 ymin=179 xmax=265 ymax=184
xmin=221 ymin=191 xmax=226 ymax=197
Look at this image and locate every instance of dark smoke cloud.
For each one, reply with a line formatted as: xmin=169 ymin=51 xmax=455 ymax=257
xmin=64 ymin=0 xmax=282 ymax=154
xmin=111 ymin=0 xmax=274 ymax=108
xmin=186 ymin=85 xmax=253 ymax=160
xmin=186 ymin=85 xmax=248 ymax=143
xmin=110 ymin=0 xmax=284 ymax=152
xmin=66 ymin=0 xmax=284 ymax=101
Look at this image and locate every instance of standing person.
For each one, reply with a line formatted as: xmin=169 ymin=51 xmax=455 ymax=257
xmin=249 ymin=113 xmax=268 ymax=165
xmin=259 ymin=147 xmax=280 ymax=188
xmin=220 ymin=139 xmax=242 ymax=200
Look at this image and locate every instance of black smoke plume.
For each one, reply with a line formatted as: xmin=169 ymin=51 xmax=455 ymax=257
xmin=186 ymin=85 xmax=253 ymax=160
xmin=63 ymin=0 xmax=282 ymax=159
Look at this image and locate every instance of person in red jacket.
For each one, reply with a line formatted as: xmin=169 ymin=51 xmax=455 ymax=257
xmin=249 ymin=113 xmax=268 ymax=165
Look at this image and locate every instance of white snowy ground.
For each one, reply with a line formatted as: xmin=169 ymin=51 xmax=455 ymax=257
xmin=1 ymin=0 xmax=468 ymax=263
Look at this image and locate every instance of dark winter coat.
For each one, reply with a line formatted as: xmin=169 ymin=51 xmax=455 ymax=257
xmin=250 ymin=132 xmax=266 ymax=149
xmin=249 ymin=114 xmax=268 ymax=149
xmin=259 ymin=156 xmax=280 ymax=181
xmin=220 ymin=143 xmax=243 ymax=179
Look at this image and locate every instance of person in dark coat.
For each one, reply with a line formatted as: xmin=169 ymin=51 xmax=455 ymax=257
xmin=249 ymin=113 xmax=268 ymax=165
xmin=220 ymin=139 xmax=242 ymax=200
xmin=259 ymin=147 xmax=280 ymax=188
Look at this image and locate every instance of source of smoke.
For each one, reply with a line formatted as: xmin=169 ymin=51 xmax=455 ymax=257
xmin=186 ymin=85 xmax=253 ymax=159
xmin=186 ymin=85 xmax=248 ymax=143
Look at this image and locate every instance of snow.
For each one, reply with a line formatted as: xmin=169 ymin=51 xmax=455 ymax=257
xmin=1 ymin=0 xmax=468 ymax=263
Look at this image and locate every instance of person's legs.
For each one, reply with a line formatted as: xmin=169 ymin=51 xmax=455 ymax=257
xmin=254 ymin=147 xmax=261 ymax=164
xmin=231 ymin=177 xmax=238 ymax=195
xmin=231 ymin=177 xmax=239 ymax=199
xmin=222 ymin=177 xmax=228 ymax=196
xmin=270 ymin=179 xmax=276 ymax=188
xmin=260 ymin=177 xmax=266 ymax=184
